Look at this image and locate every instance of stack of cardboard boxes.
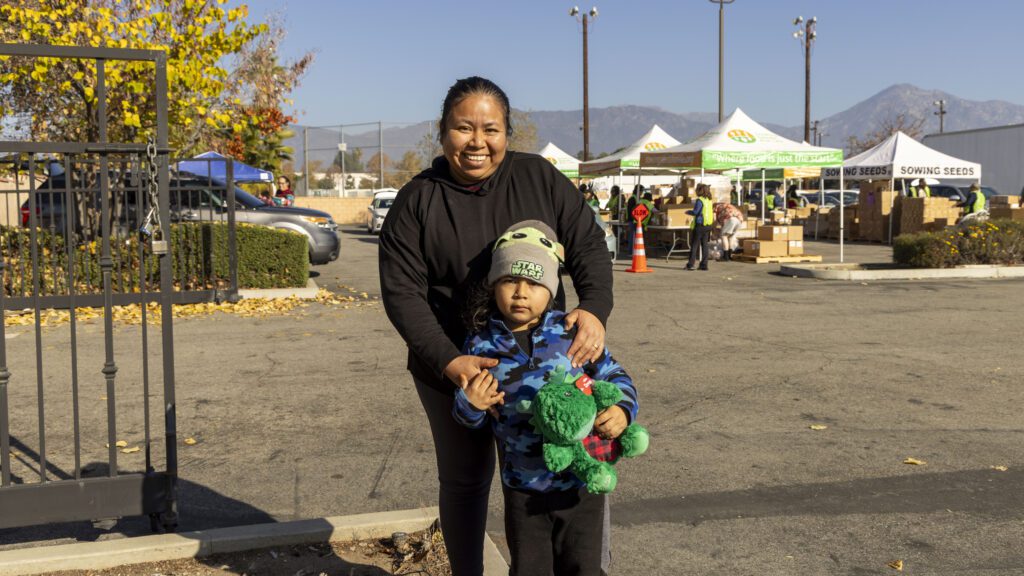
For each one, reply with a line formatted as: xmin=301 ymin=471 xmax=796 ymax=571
xmin=899 ymin=197 xmax=962 ymax=234
xmin=989 ymin=195 xmax=1024 ymax=220
xmin=857 ymin=182 xmax=898 ymax=242
xmin=824 ymin=205 xmax=859 ymax=240
xmin=741 ymin=225 xmax=805 ymax=258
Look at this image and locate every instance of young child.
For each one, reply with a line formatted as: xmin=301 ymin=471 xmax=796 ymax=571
xmin=453 ymin=220 xmax=639 ymax=576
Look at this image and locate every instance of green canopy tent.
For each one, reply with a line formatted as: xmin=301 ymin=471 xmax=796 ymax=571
xmin=640 ymin=108 xmax=849 ymax=260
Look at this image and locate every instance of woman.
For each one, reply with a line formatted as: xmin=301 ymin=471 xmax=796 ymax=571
xmin=378 ymin=76 xmax=613 ymax=576
xmin=685 ymin=184 xmax=714 ymax=271
xmin=275 ymin=175 xmax=294 ymax=206
xmin=714 ymin=201 xmax=746 ymax=260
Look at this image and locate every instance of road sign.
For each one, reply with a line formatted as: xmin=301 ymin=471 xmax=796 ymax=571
xmin=632 ymin=204 xmax=649 ymax=222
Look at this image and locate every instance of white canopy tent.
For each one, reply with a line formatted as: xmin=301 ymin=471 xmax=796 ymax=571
xmin=579 ymin=124 xmax=683 ymax=177
xmin=821 ymin=131 xmax=980 ymax=182
xmin=822 ymin=131 xmax=981 ymax=243
xmin=537 ymin=142 xmax=580 ymax=179
xmin=640 ymin=108 xmax=847 ymax=258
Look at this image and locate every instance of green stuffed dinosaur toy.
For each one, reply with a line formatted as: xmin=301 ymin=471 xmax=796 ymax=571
xmin=518 ymin=366 xmax=649 ymax=494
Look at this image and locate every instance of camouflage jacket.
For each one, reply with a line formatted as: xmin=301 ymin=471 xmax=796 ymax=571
xmin=453 ymin=310 xmax=639 ymax=492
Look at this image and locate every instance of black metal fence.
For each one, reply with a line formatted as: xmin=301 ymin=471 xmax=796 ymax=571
xmin=0 ymin=44 xmax=211 ymax=532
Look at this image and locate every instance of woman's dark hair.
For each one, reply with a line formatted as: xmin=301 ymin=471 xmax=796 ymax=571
xmin=632 ymin=184 xmax=645 ymax=195
xmin=462 ymin=279 xmax=499 ymax=333
xmin=438 ymin=76 xmax=513 ymax=142
xmin=610 ymin=185 xmax=621 ymax=195
xmin=278 ymin=175 xmax=291 ymax=187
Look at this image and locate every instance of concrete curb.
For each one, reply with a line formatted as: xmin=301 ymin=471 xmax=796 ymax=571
xmin=237 ymin=278 xmax=319 ymax=300
xmin=0 ymin=508 xmax=508 ymax=576
xmin=779 ymin=263 xmax=1024 ymax=281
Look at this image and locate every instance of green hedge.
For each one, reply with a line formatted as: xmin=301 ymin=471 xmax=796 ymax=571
xmin=2 ymin=222 xmax=309 ymax=296
xmin=893 ymin=220 xmax=1024 ymax=268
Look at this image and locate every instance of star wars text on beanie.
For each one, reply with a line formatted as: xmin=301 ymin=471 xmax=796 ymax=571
xmin=488 ymin=222 xmax=564 ymax=297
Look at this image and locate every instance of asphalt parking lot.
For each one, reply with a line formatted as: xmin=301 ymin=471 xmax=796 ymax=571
xmin=3 ymin=225 xmax=1023 ymax=575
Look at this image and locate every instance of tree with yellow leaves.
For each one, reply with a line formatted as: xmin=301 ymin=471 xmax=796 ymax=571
xmin=0 ymin=0 xmax=279 ymax=155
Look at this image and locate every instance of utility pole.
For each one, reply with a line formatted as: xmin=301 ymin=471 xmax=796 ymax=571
xmin=709 ymin=0 xmax=735 ymax=123
xmin=570 ymin=6 xmax=598 ymax=161
xmin=811 ymin=120 xmax=819 ymax=146
xmin=793 ymin=16 xmax=817 ymax=143
xmin=303 ymin=126 xmax=309 ymax=195
xmin=378 ymin=121 xmax=384 ymax=190
xmin=934 ymin=99 xmax=947 ymax=133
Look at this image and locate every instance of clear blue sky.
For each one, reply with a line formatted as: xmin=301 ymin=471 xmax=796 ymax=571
xmin=242 ymin=0 xmax=1024 ymax=128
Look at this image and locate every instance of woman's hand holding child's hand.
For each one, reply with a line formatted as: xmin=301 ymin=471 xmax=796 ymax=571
xmin=463 ymin=369 xmax=505 ymax=412
xmin=594 ymin=405 xmax=627 ymax=439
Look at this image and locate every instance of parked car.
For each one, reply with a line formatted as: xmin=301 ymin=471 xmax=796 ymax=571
xmin=170 ymin=174 xmax=340 ymax=265
xmin=21 ymin=173 xmax=340 ymax=265
xmin=798 ymin=190 xmax=859 ymax=207
xmin=366 ymin=189 xmax=398 ymax=234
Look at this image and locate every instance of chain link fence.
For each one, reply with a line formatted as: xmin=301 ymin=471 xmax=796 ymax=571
xmin=292 ymin=120 xmax=434 ymax=198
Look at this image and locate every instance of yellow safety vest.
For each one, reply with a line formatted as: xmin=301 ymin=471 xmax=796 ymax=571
xmin=968 ymin=190 xmax=986 ymax=214
xmin=691 ymin=198 xmax=714 ymax=229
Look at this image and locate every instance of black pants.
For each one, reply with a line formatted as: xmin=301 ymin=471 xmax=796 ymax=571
xmin=688 ymin=225 xmax=712 ymax=269
xmin=415 ymin=378 xmax=496 ymax=576
xmin=504 ymin=484 xmax=607 ymax=576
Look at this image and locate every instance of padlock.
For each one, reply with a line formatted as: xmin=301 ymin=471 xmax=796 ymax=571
xmin=139 ymin=223 xmax=152 ymax=238
xmin=152 ymin=239 xmax=168 ymax=255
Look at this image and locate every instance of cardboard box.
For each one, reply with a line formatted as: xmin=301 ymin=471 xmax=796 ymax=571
xmin=757 ymin=225 xmax=790 ymax=241
xmin=788 ymin=240 xmax=804 ymax=256
xmin=990 ymin=195 xmax=1020 ymax=207
xmin=661 ymin=204 xmax=694 ymax=227
xmin=989 ymin=207 xmax=1024 ymax=221
xmin=742 ymin=239 xmax=788 ymax=258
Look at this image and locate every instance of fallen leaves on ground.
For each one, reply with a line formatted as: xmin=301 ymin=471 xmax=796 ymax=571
xmin=808 ymin=424 xmax=828 ymax=431
xmin=184 ymin=437 xmax=198 ymax=446
xmin=121 ymin=446 xmax=140 ymax=454
xmin=888 ymin=559 xmax=904 ymax=571
xmin=903 ymin=457 xmax=927 ymax=466
xmin=4 ymin=288 xmax=377 ymax=329
xmin=991 ymin=465 xmax=1008 ymax=472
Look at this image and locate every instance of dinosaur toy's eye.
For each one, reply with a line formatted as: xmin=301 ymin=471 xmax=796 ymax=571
xmin=564 ymin=391 xmax=572 ymax=397
xmin=540 ymin=238 xmax=553 ymax=248
xmin=512 ymin=232 xmax=527 ymax=239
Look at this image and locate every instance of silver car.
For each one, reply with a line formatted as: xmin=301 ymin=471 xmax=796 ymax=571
xmin=367 ymin=189 xmax=398 ymax=234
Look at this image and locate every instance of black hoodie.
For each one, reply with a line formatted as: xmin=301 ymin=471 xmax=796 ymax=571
xmin=378 ymin=151 xmax=613 ymax=393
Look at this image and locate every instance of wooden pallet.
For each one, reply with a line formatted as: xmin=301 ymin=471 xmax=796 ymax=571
xmin=736 ymin=254 xmax=823 ymax=264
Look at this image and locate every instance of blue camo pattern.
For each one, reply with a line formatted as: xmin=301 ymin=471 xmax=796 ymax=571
xmin=452 ymin=310 xmax=639 ymax=492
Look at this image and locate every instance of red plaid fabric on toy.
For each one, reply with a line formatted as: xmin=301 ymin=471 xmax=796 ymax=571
xmin=583 ymin=432 xmax=622 ymax=462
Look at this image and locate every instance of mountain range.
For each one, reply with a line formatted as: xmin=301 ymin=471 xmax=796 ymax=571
xmin=289 ymin=84 xmax=1024 ymax=170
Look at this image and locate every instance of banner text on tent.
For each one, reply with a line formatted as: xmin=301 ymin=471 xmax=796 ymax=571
xmin=822 ymin=165 xmax=979 ymax=179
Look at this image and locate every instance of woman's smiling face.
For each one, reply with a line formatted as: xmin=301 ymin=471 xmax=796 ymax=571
xmin=441 ymin=93 xmax=508 ymax=185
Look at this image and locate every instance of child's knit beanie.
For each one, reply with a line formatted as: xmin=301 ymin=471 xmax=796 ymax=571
xmin=488 ymin=220 xmax=564 ymax=297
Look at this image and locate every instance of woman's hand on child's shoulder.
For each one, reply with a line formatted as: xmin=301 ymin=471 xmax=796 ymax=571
xmin=463 ymin=369 xmax=505 ymax=412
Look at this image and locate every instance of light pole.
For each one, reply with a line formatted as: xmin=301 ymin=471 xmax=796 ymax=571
xmin=934 ymin=99 xmax=947 ymax=133
xmin=570 ymin=6 xmax=598 ymax=161
xmin=793 ymin=16 xmax=817 ymax=143
xmin=709 ymin=0 xmax=735 ymax=123
xmin=811 ymin=120 xmax=819 ymax=146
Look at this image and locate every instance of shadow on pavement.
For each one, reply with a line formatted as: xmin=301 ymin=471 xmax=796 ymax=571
xmin=612 ymin=467 xmax=1024 ymax=527
xmin=0 ymin=460 xmax=393 ymax=574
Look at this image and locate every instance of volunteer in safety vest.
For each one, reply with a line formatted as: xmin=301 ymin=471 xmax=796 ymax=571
xmin=909 ymin=180 xmax=931 ymax=198
xmin=685 ymin=184 xmax=715 ymax=271
xmin=958 ymin=183 xmax=986 ymax=214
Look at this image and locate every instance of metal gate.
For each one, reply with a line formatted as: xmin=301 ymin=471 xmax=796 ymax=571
xmin=0 ymin=45 xmax=207 ymax=531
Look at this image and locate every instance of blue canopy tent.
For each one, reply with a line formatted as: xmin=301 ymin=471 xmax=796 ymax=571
xmin=175 ymin=151 xmax=273 ymax=183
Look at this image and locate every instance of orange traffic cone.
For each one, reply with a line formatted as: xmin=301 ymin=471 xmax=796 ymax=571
xmin=626 ymin=219 xmax=653 ymax=273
